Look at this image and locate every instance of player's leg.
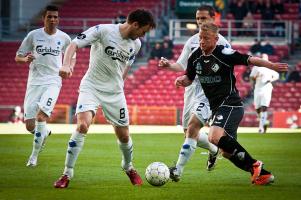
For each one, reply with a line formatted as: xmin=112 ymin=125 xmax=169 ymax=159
xmin=54 ymin=85 xmax=98 ymax=188
xmin=101 ymin=91 xmax=142 ymax=185
xmin=26 ymin=85 xmax=59 ymax=166
xmin=170 ymin=114 xmax=200 ymax=182
xmin=23 ymin=86 xmax=39 ymax=134
xmin=208 ymin=106 xmax=273 ymax=184
xmin=192 ymin=99 xmax=219 ymax=170
xmin=25 ymin=119 xmax=35 ymax=134
xmin=260 ymin=92 xmax=271 ymax=133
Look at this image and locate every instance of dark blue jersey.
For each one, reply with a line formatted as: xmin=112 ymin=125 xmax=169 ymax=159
xmin=186 ymin=45 xmax=251 ymax=112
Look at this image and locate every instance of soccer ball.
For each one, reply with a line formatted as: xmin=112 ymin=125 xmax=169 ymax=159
xmin=145 ymin=162 xmax=170 ymax=186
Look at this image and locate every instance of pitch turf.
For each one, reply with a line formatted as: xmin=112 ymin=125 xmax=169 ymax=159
xmin=0 ymin=133 xmax=301 ymax=200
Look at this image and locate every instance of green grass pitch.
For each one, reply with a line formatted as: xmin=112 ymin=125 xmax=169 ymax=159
xmin=0 ymin=133 xmax=301 ymax=200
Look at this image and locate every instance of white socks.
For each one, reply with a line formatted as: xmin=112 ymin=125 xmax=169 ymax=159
xmin=30 ymin=121 xmax=47 ymax=158
xmin=118 ymin=137 xmax=133 ymax=171
xmin=63 ymin=131 xmax=85 ymax=178
xmin=197 ymin=131 xmax=218 ymax=155
xmin=176 ymin=138 xmax=197 ymax=176
xmin=259 ymin=111 xmax=268 ymax=131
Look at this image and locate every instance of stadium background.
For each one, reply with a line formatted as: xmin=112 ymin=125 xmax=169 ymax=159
xmin=0 ymin=0 xmax=300 ymax=128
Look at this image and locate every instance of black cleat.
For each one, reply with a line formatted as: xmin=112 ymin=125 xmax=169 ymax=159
xmin=169 ymin=167 xmax=180 ymax=182
xmin=207 ymin=148 xmax=219 ymax=171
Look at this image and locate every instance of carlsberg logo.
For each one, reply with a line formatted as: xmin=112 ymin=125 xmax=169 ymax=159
xmin=105 ymin=46 xmax=129 ymax=63
xmin=36 ymin=45 xmax=60 ymax=56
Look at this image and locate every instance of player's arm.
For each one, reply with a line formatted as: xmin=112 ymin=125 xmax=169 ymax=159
xmin=15 ymin=53 xmax=35 ymax=64
xmin=159 ymin=57 xmax=184 ymax=72
xmin=248 ymin=57 xmax=288 ymax=72
xmin=175 ymin=53 xmax=196 ymax=88
xmin=15 ymin=32 xmax=35 ymax=64
xmin=59 ymin=42 xmax=78 ymax=79
xmin=122 ymin=65 xmax=131 ymax=80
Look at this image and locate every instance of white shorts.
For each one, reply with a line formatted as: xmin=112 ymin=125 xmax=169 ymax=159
xmin=23 ymin=84 xmax=61 ymax=120
xmin=76 ymin=84 xmax=129 ymax=126
xmin=182 ymin=83 xmax=211 ymax=128
xmin=254 ymin=90 xmax=272 ymax=109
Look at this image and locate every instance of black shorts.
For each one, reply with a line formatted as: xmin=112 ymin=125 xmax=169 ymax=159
xmin=211 ymin=106 xmax=244 ymax=139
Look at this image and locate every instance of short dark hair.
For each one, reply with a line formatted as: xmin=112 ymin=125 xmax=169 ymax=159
xmin=43 ymin=5 xmax=59 ymax=17
xmin=127 ymin=9 xmax=156 ymax=29
xmin=197 ymin=5 xmax=215 ymax=17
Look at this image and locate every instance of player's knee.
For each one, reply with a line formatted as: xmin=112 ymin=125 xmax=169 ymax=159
xmin=208 ymin=134 xmax=219 ymax=145
xmin=36 ymin=110 xmax=48 ymax=122
xmin=25 ymin=122 xmax=35 ymax=132
xmin=118 ymin=135 xmax=129 ymax=143
xmin=77 ymin=122 xmax=90 ymax=133
xmin=261 ymin=106 xmax=268 ymax=111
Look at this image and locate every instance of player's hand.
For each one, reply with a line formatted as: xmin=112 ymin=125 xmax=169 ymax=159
xmin=158 ymin=57 xmax=170 ymax=68
xmin=272 ymin=63 xmax=288 ymax=72
xmin=59 ymin=65 xmax=72 ymax=79
xmin=25 ymin=53 xmax=35 ymax=63
xmin=175 ymin=75 xmax=192 ymax=88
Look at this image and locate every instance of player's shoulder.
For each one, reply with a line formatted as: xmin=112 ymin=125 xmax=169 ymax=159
xmin=217 ymin=34 xmax=231 ymax=48
xmin=133 ymin=38 xmax=141 ymax=47
xmin=185 ymin=33 xmax=199 ymax=46
xmin=27 ymin=28 xmax=43 ymax=36
xmin=56 ymin=28 xmax=71 ymax=39
xmin=213 ymin=45 xmax=235 ymax=55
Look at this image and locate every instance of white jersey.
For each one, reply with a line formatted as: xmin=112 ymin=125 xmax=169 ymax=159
xmin=73 ymin=24 xmax=141 ymax=93
xmin=250 ymin=66 xmax=279 ymax=93
xmin=16 ymin=28 xmax=71 ymax=86
xmin=177 ymin=33 xmax=231 ymax=99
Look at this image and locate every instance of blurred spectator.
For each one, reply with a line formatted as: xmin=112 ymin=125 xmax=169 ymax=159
xmin=231 ymin=0 xmax=248 ymax=35
xmin=254 ymin=0 xmax=266 ymax=14
xmin=261 ymin=40 xmax=274 ymax=55
xmin=261 ymin=1 xmax=274 ymax=22
xmin=8 ymin=106 xmax=23 ymax=124
xmin=272 ymin=0 xmax=284 ymax=14
xmin=250 ymin=39 xmax=262 ymax=55
xmin=161 ymin=41 xmax=173 ymax=59
xmin=114 ymin=10 xmax=126 ymax=24
xmin=163 ymin=36 xmax=174 ymax=49
xmin=273 ymin=15 xmax=285 ymax=37
xmin=149 ymin=42 xmax=162 ymax=60
xmin=286 ymin=66 xmax=301 ymax=82
xmin=242 ymin=67 xmax=251 ymax=82
xmin=242 ymin=12 xmax=255 ymax=36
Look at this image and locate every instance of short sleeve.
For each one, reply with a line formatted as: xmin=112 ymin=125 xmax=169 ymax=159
xmin=185 ymin=50 xmax=198 ymax=81
xmin=249 ymin=66 xmax=259 ymax=78
xmin=16 ymin=31 xmax=34 ymax=56
xmin=73 ymin=25 xmax=102 ymax=48
xmin=221 ymin=48 xmax=251 ymax=67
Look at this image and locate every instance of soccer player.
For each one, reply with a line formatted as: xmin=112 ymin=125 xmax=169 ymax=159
xmin=250 ymin=54 xmax=279 ymax=133
xmin=159 ymin=5 xmax=230 ymax=171
xmin=173 ymin=22 xmax=288 ymax=185
xmin=53 ymin=9 xmax=156 ymax=188
xmin=15 ymin=5 xmax=75 ymax=167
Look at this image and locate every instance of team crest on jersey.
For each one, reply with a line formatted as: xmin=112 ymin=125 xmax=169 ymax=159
xmin=105 ymin=46 xmax=129 ymax=63
xmin=196 ymin=62 xmax=202 ymax=74
xmin=77 ymin=33 xmax=86 ymax=40
xmin=211 ymin=63 xmax=220 ymax=72
xmin=216 ymin=115 xmax=223 ymax=121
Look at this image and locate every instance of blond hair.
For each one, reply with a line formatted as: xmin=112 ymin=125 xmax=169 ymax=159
xmin=201 ymin=22 xmax=219 ymax=34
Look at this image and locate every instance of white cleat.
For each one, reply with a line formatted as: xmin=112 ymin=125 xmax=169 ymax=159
xmin=26 ymin=156 xmax=37 ymax=167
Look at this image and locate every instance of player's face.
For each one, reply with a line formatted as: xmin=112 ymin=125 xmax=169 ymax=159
xmin=196 ymin=10 xmax=214 ymax=28
xmin=129 ymin=22 xmax=152 ymax=40
xmin=199 ymin=30 xmax=218 ymax=53
xmin=43 ymin=11 xmax=59 ymax=29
